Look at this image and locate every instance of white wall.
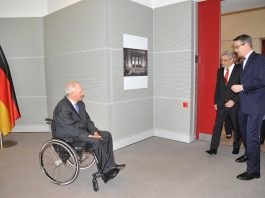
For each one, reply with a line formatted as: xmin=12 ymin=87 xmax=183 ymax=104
xmin=0 ymin=0 xmax=47 ymax=17
xmin=0 ymin=0 xmax=189 ymax=18
xmin=46 ymin=0 xmax=82 ymax=14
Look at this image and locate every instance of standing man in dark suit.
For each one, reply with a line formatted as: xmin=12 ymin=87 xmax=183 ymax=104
xmin=206 ymin=51 xmax=241 ymax=155
xmin=232 ymin=34 xmax=265 ymax=180
xmin=53 ymin=80 xmax=125 ymax=183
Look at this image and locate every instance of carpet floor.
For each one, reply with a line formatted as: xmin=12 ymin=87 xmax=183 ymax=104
xmin=0 ymin=133 xmax=265 ymax=198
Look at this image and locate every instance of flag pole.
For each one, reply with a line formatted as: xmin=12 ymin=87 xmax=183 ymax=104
xmin=0 ymin=132 xmax=3 ymax=150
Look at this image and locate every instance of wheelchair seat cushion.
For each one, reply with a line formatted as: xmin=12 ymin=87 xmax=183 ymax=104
xmin=68 ymin=141 xmax=93 ymax=152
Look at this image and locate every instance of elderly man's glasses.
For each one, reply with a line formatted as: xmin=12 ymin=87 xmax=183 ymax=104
xmin=234 ymin=43 xmax=245 ymax=49
xmin=221 ymin=58 xmax=232 ymax=62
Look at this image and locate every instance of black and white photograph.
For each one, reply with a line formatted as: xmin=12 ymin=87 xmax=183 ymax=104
xmin=123 ymin=48 xmax=148 ymax=77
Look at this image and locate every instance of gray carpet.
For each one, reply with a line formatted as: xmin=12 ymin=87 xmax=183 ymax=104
xmin=0 ymin=133 xmax=264 ymax=198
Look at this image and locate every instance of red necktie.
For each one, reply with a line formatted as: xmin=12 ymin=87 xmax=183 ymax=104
xmin=224 ymin=68 xmax=229 ymax=85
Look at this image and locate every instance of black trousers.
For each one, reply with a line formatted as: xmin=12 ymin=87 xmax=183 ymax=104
xmin=210 ymin=106 xmax=241 ymax=150
xmin=224 ymin=116 xmax=233 ymax=135
xmin=77 ymin=131 xmax=116 ymax=174
xmin=260 ymin=120 xmax=265 ymax=142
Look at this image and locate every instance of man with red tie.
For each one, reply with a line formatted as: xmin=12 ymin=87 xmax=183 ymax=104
xmin=232 ymin=34 xmax=265 ymax=180
xmin=206 ymin=51 xmax=241 ymax=155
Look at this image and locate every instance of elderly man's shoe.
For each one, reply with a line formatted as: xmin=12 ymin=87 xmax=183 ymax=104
xmin=260 ymin=138 xmax=264 ymax=145
xmin=102 ymin=174 xmax=110 ymax=183
xmin=235 ymin=154 xmax=248 ymax=162
xmin=206 ymin=149 xmax=217 ymax=155
xmin=236 ymin=172 xmax=260 ymax=180
xmin=102 ymin=168 xmax=120 ymax=183
xmin=232 ymin=148 xmax=239 ymax=154
xmin=115 ymin=164 xmax=126 ymax=170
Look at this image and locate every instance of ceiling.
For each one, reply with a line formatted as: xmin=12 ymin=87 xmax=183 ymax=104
xmin=221 ymin=0 xmax=265 ymax=14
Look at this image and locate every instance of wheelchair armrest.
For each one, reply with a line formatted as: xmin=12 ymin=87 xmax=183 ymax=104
xmin=45 ymin=118 xmax=53 ymax=124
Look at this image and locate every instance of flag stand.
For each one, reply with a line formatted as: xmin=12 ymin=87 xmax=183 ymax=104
xmin=0 ymin=132 xmax=17 ymax=150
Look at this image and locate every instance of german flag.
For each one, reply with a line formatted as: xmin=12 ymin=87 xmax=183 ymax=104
xmin=0 ymin=45 xmax=21 ymax=136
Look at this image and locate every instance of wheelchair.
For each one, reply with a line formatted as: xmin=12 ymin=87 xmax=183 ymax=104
xmin=39 ymin=118 xmax=103 ymax=191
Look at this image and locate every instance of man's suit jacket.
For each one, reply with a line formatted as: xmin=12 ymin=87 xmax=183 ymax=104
xmin=214 ymin=64 xmax=241 ymax=109
xmin=53 ymin=96 xmax=98 ymax=142
xmin=239 ymin=52 xmax=265 ymax=114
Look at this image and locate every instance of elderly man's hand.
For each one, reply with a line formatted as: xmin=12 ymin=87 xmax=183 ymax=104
xmin=231 ymin=85 xmax=243 ymax=93
xmin=88 ymin=132 xmax=102 ymax=139
xmin=214 ymin=104 xmax=217 ymax=111
xmin=225 ymin=100 xmax=235 ymax=108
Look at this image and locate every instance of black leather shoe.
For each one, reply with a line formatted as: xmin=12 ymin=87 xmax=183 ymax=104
xmin=232 ymin=148 xmax=239 ymax=155
xmin=108 ymin=168 xmax=119 ymax=179
xmin=236 ymin=172 xmax=260 ymax=180
xmin=102 ymin=168 xmax=119 ymax=183
xmin=235 ymin=154 xmax=248 ymax=162
xmin=102 ymin=174 xmax=110 ymax=183
xmin=206 ymin=149 xmax=217 ymax=155
xmin=226 ymin=134 xmax=232 ymax=139
xmin=115 ymin=164 xmax=126 ymax=170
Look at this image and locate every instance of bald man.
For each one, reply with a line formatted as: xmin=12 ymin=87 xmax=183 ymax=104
xmin=53 ymin=81 xmax=125 ymax=183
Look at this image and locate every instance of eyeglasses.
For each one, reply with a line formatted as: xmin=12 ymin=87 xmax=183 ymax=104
xmin=234 ymin=43 xmax=245 ymax=49
xmin=221 ymin=59 xmax=232 ymax=62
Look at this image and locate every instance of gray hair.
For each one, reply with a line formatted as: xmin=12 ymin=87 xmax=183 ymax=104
xmin=65 ymin=80 xmax=80 ymax=95
xmin=221 ymin=51 xmax=234 ymax=59
xmin=233 ymin=34 xmax=252 ymax=48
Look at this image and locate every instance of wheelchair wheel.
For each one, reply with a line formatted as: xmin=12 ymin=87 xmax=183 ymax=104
xmin=92 ymin=178 xmax=99 ymax=192
xmin=79 ymin=151 xmax=96 ymax=169
xmin=39 ymin=139 xmax=79 ymax=185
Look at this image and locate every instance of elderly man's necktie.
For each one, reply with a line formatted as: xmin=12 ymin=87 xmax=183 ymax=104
xmin=74 ymin=103 xmax=79 ymax=113
xmin=224 ymin=68 xmax=229 ymax=85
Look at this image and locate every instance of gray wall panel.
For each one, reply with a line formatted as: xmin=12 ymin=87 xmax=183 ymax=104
xmin=154 ymin=98 xmax=191 ymax=132
xmin=154 ymin=51 xmax=192 ymax=99
xmin=84 ymin=100 xmax=111 ymax=132
xmin=15 ymin=97 xmax=47 ymax=125
xmin=0 ymin=18 xmax=44 ymax=57
xmin=45 ymin=50 xmax=111 ymax=103
xmin=0 ymin=17 xmax=46 ymax=131
xmin=46 ymin=97 xmax=60 ymax=117
xmin=44 ymin=0 xmax=108 ymax=56
xmin=154 ymin=1 xmax=192 ymax=52
xmin=112 ymin=98 xmax=153 ymax=140
xmin=153 ymin=1 xmax=196 ymax=140
xmin=7 ymin=58 xmax=46 ymax=96
xmin=110 ymin=0 xmax=153 ymax=50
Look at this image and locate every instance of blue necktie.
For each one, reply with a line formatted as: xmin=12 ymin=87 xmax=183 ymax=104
xmin=74 ymin=103 xmax=79 ymax=113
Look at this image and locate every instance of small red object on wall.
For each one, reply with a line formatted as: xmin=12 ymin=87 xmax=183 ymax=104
xmin=183 ymin=102 xmax=188 ymax=108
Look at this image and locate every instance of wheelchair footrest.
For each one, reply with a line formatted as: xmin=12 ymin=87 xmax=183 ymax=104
xmin=92 ymin=171 xmax=102 ymax=179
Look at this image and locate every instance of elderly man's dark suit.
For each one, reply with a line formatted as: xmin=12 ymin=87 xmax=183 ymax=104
xmin=210 ymin=64 xmax=241 ymax=151
xmin=239 ymin=52 xmax=265 ymax=174
xmin=53 ymin=96 xmax=116 ymax=174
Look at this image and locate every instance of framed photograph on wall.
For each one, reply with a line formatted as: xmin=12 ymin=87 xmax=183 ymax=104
xmin=123 ymin=34 xmax=148 ymax=90
xmin=123 ymin=48 xmax=148 ymax=77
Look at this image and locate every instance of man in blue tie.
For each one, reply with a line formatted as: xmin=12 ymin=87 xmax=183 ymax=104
xmin=232 ymin=34 xmax=265 ymax=180
xmin=53 ymin=80 xmax=125 ymax=183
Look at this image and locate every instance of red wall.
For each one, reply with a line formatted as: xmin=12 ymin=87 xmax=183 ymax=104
xmin=197 ymin=0 xmax=220 ymax=139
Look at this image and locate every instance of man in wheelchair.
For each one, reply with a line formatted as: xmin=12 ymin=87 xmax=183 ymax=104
xmin=53 ymin=80 xmax=125 ymax=183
